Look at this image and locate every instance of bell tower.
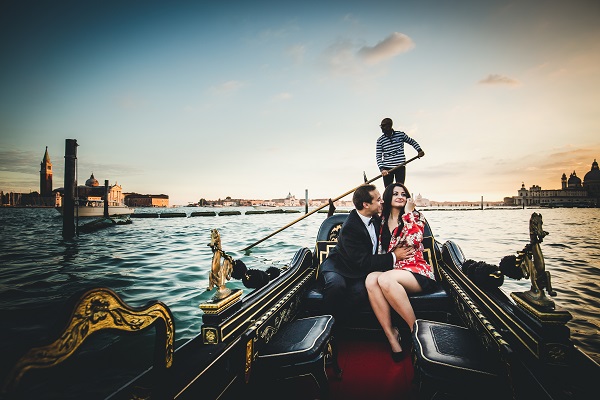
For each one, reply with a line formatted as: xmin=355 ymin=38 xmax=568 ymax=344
xmin=40 ymin=146 xmax=53 ymax=196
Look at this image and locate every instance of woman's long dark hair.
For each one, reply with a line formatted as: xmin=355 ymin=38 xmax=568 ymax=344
xmin=381 ymin=183 xmax=411 ymax=227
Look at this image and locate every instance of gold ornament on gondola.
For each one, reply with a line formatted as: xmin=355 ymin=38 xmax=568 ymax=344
xmin=207 ymin=229 xmax=234 ymax=300
xmin=514 ymin=212 xmax=557 ymax=309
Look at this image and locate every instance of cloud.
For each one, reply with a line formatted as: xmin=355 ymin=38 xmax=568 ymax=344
xmin=0 ymin=149 xmax=39 ymax=173
xmin=358 ymin=32 xmax=415 ymax=65
xmin=286 ymin=44 xmax=306 ymax=64
xmin=212 ymin=80 xmax=244 ymax=94
xmin=274 ymin=92 xmax=292 ymax=101
xmin=321 ymin=32 xmax=414 ymax=76
xmin=478 ymin=74 xmax=520 ymax=86
xmin=322 ymin=39 xmax=362 ymax=75
xmin=118 ymin=94 xmax=146 ymax=110
xmin=0 ymin=148 xmax=61 ymax=192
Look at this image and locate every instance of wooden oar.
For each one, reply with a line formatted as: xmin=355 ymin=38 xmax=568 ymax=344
xmin=241 ymin=155 xmax=422 ymax=252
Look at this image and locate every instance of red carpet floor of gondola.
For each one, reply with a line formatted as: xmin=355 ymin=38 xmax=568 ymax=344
xmin=262 ymin=336 xmax=418 ymax=399
xmin=328 ymin=337 xmax=418 ymax=400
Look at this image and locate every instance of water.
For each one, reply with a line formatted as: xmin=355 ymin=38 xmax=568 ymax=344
xmin=0 ymin=207 xmax=598 ymax=395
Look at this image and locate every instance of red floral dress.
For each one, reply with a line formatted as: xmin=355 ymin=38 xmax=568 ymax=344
xmin=387 ymin=211 xmax=435 ymax=281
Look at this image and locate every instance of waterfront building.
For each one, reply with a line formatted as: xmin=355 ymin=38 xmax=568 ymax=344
xmin=269 ymin=192 xmax=300 ymax=207
xmin=124 ymin=193 xmax=169 ymax=207
xmin=511 ymin=159 xmax=599 ymax=207
xmin=414 ymin=193 xmax=431 ymax=207
xmin=54 ymin=173 xmax=127 ymax=208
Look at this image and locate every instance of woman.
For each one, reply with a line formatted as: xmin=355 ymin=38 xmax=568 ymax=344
xmin=365 ymin=183 xmax=437 ymax=361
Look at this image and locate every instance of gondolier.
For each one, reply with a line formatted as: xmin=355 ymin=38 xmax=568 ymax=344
xmin=376 ymin=117 xmax=425 ymax=187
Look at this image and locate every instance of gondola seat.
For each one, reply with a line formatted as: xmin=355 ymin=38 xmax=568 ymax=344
xmin=411 ymin=319 xmax=504 ymax=399
xmin=254 ymin=315 xmax=341 ymax=396
xmin=304 ymin=214 xmax=452 ymax=329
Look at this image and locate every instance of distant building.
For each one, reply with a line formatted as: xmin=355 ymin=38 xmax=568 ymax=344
xmin=511 ymin=159 xmax=599 ymax=207
xmin=1 ymin=147 xmax=55 ymax=207
xmin=309 ymin=198 xmax=353 ymax=208
xmin=124 ymin=193 xmax=169 ymax=207
xmin=1 ymin=147 xmax=174 ymax=208
xmin=266 ymin=192 xmax=298 ymax=207
xmin=0 ymin=191 xmax=55 ymax=207
xmin=414 ymin=193 xmax=430 ymax=207
xmin=40 ymin=146 xmax=52 ymax=196
xmin=55 ymin=173 xmax=127 ymax=207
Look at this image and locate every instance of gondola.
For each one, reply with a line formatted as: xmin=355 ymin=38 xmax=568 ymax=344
xmin=2 ymin=208 xmax=597 ymax=400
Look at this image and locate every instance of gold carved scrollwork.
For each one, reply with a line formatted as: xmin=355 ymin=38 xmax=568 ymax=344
xmin=244 ymin=338 xmax=253 ymax=383
xmin=546 ymin=343 xmax=568 ymax=363
xmin=260 ymin=307 xmax=293 ymax=343
xmin=328 ymin=224 xmax=342 ymax=241
xmin=203 ymin=328 xmax=218 ymax=344
xmin=2 ymin=288 xmax=174 ymax=396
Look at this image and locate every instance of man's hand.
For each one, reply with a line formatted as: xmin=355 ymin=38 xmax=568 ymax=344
xmin=393 ymin=245 xmax=415 ymax=260
xmin=381 ymin=169 xmax=389 ymax=176
xmin=418 ymin=150 xmax=425 ymax=157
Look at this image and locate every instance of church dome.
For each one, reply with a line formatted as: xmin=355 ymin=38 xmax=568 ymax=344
xmin=85 ymin=173 xmax=99 ymax=187
xmin=584 ymin=159 xmax=600 ymax=184
xmin=567 ymin=171 xmax=581 ymax=188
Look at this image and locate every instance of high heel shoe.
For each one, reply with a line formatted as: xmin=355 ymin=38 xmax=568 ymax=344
xmin=391 ymin=349 xmax=405 ymax=362
xmin=391 ymin=327 xmax=404 ymax=362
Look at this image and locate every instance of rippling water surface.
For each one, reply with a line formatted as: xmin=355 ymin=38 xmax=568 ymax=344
xmin=0 ymin=207 xmax=598 ymax=396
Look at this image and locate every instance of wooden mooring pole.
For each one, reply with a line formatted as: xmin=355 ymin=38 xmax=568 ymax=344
xmin=305 ymin=189 xmax=308 ymax=214
xmin=104 ymin=180 xmax=109 ymax=218
xmin=62 ymin=139 xmax=78 ymax=239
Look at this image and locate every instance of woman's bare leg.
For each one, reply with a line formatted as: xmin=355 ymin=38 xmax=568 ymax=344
xmin=377 ymin=269 xmax=421 ymax=333
xmin=366 ymin=271 xmax=402 ymax=352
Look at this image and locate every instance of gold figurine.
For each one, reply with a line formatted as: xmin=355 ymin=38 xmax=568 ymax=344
xmin=515 ymin=212 xmax=557 ymax=309
xmin=207 ymin=229 xmax=234 ymax=300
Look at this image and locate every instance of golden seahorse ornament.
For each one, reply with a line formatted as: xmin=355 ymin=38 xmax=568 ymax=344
xmin=207 ymin=229 xmax=234 ymax=300
xmin=515 ymin=212 xmax=556 ymax=308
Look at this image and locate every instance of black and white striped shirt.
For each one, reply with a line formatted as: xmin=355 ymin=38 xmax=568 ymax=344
xmin=375 ymin=130 xmax=422 ymax=170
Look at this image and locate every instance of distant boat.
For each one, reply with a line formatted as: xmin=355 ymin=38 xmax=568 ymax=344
xmin=55 ymin=196 xmax=134 ymax=217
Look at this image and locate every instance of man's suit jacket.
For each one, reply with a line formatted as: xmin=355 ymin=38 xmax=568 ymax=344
xmin=321 ymin=209 xmax=394 ymax=279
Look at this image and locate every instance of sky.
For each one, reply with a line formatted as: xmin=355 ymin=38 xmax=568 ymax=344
xmin=1 ymin=0 xmax=599 ymax=205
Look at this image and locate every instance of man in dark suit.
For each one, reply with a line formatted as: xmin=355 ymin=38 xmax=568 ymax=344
xmin=320 ymin=184 xmax=414 ymax=324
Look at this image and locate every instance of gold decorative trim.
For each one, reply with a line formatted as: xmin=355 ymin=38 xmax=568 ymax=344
xmin=441 ymin=269 xmax=510 ymax=350
xmin=314 ymin=241 xmax=336 ymax=279
xmin=510 ymin=292 xmax=572 ymax=324
xmin=2 ymin=288 xmax=174 ymax=396
xmin=199 ymin=289 xmax=243 ymax=314
xmin=246 ymin=274 xmax=311 ymax=336
xmin=203 ymin=327 xmax=219 ymax=344
xmin=219 ymin=259 xmax=313 ymax=343
xmin=244 ymin=338 xmax=253 ymax=383
xmin=442 ymin=242 xmax=539 ymax=357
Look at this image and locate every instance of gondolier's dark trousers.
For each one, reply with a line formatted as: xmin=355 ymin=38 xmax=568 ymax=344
xmin=382 ymin=166 xmax=406 ymax=187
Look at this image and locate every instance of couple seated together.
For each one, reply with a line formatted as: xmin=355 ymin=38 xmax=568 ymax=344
xmin=319 ymin=183 xmax=438 ymax=362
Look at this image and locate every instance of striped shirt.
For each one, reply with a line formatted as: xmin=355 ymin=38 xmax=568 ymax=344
xmin=376 ymin=130 xmax=422 ymax=170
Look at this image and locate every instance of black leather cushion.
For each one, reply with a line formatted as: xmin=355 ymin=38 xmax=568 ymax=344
xmin=412 ymin=320 xmax=500 ymax=384
xmin=259 ymin=315 xmax=334 ymax=365
xmin=305 ymin=286 xmax=448 ymax=310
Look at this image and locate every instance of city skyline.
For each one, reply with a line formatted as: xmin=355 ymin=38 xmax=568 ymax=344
xmin=2 ymin=146 xmax=597 ymax=206
xmin=1 ymin=1 xmax=599 ymax=205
